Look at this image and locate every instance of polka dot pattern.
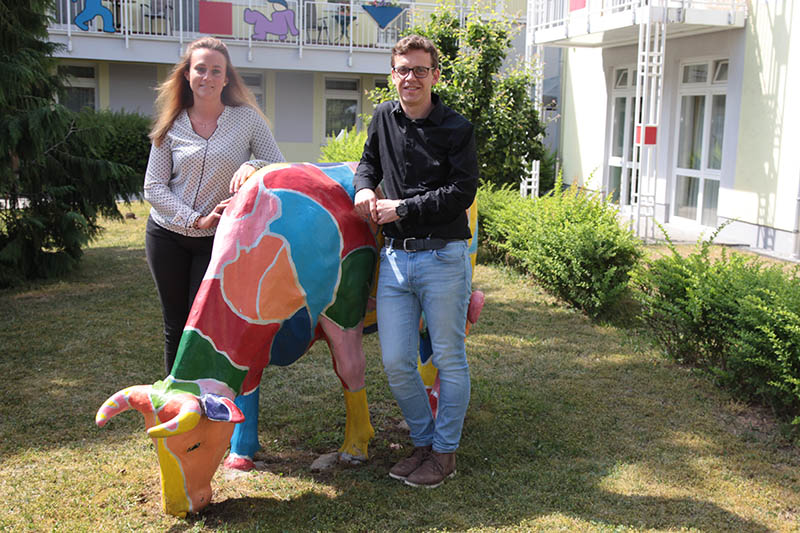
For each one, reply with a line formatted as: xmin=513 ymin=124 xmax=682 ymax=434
xmin=144 ymin=105 xmax=285 ymax=236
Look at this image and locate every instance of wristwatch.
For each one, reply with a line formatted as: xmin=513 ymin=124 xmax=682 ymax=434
xmin=395 ymin=201 xmax=408 ymax=219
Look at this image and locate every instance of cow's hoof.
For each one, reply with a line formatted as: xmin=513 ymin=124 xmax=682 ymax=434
xmin=224 ymin=454 xmax=256 ymax=471
xmin=338 ymin=451 xmax=367 ymax=465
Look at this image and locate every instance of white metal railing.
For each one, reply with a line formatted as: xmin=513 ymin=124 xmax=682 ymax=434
xmin=50 ymin=0 xmax=472 ymax=52
xmin=529 ymin=0 xmax=747 ymax=34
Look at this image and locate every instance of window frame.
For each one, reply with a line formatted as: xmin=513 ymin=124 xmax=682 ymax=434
xmin=323 ymin=76 xmax=361 ymax=139
xmin=670 ymin=58 xmax=729 ymax=227
xmin=58 ymin=61 xmax=98 ymax=112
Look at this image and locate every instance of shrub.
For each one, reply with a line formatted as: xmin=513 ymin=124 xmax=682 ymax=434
xmin=319 ymin=125 xmax=367 ymax=163
xmin=478 ymin=178 xmax=643 ymax=317
xmin=631 ymin=229 xmax=800 ymax=426
xmin=78 ymin=109 xmax=152 ymax=182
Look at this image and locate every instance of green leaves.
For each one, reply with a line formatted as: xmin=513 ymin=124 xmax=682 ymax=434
xmin=0 ymin=3 xmax=148 ymax=286
xmin=631 ymin=230 xmax=800 ymax=428
xmin=478 ymin=179 xmax=642 ymax=317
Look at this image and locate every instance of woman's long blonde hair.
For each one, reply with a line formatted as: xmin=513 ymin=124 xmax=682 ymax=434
xmin=149 ymin=37 xmax=262 ymax=147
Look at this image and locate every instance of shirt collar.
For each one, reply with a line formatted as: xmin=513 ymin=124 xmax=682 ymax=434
xmin=392 ymin=93 xmax=444 ymax=125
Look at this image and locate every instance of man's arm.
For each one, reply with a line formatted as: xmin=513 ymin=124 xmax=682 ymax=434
xmin=353 ymin=109 xmax=384 ymax=223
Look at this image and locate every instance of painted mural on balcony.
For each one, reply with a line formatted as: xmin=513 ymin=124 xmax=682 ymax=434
xmin=362 ymin=1 xmax=403 ymax=29
xmin=244 ymin=2 xmax=299 ymax=41
xmin=73 ymin=0 xmax=116 ymax=33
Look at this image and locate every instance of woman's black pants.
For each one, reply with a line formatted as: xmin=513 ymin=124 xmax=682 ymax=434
xmin=145 ymin=217 xmax=214 ymax=374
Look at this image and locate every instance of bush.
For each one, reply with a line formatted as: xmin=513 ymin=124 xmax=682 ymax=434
xmin=478 ymin=178 xmax=643 ymax=317
xmin=319 ymin=125 xmax=367 ymax=163
xmin=78 ymin=109 xmax=151 ymax=183
xmin=631 ymin=230 xmax=800 ymax=426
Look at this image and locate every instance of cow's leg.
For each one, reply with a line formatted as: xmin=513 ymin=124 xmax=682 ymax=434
xmin=224 ymin=383 xmax=262 ymax=471
xmin=319 ymin=315 xmax=374 ymax=463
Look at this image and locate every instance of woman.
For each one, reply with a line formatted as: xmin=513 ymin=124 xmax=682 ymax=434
xmin=144 ymin=37 xmax=285 ymax=373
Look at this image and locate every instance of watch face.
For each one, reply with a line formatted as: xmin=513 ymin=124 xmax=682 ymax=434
xmin=396 ymin=202 xmax=408 ymax=218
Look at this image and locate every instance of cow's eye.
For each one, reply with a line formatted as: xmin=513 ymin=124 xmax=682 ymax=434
xmin=187 ymin=442 xmax=201 ymax=452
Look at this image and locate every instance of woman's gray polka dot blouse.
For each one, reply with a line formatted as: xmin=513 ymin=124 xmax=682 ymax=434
xmin=144 ymin=105 xmax=285 ymax=237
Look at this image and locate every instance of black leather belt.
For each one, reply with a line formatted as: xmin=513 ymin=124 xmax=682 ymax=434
xmin=385 ymin=237 xmax=450 ymax=252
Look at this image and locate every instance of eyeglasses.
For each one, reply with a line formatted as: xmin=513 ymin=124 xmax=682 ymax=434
xmin=392 ymin=66 xmax=436 ymax=79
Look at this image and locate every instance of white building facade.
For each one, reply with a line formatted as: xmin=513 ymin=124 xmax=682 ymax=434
xmin=528 ymin=0 xmax=800 ymax=259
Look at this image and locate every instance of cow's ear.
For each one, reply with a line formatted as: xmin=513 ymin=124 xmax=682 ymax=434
xmin=200 ymin=394 xmax=245 ymax=423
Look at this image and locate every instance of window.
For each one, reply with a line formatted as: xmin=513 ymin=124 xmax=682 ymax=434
xmin=241 ymin=72 xmax=264 ymax=110
xmin=324 ymin=77 xmax=360 ymax=137
xmin=374 ymin=78 xmax=389 ymax=90
xmin=672 ymin=60 xmax=727 ymax=227
xmin=606 ymin=66 xmax=638 ymax=205
xmin=58 ymin=64 xmax=97 ymax=112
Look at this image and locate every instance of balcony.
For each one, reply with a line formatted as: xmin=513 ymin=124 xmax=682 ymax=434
xmin=50 ymin=0 xmax=457 ymax=71
xmin=528 ymin=0 xmax=747 ymax=48
xmin=50 ymin=0 xmax=527 ymax=71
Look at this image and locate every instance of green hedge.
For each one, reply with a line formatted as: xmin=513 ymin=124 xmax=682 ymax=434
xmin=478 ymin=180 xmax=642 ymax=317
xmin=76 ymin=108 xmax=151 ymax=189
xmin=631 ymin=231 xmax=800 ymax=426
xmin=319 ymin=125 xmax=367 ymax=163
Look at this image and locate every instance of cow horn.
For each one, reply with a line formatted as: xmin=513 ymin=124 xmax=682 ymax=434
xmin=146 ymin=394 xmax=202 ymax=438
xmin=96 ymin=385 xmax=154 ymax=427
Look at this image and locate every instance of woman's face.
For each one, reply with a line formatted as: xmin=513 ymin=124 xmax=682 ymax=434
xmin=184 ymin=48 xmax=228 ymax=103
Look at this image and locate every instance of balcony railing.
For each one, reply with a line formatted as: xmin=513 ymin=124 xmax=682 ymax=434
xmin=50 ymin=0 xmax=476 ymax=51
xmin=530 ymin=0 xmax=747 ymax=34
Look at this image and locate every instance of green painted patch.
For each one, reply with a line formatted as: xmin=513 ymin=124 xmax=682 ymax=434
xmin=324 ymin=247 xmax=377 ymax=328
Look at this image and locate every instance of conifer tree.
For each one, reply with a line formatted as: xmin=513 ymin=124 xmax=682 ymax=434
xmin=0 ymin=1 xmax=139 ymax=286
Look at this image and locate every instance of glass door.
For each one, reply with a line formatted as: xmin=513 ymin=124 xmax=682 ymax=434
xmin=607 ymin=67 xmax=637 ymax=205
xmin=672 ymin=60 xmax=727 ymax=227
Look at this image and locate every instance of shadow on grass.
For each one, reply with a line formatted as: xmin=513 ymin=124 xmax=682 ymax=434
xmin=2 ymin=246 xmax=796 ymax=531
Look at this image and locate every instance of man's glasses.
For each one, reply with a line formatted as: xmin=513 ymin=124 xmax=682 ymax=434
xmin=392 ymin=66 xmax=436 ymax=79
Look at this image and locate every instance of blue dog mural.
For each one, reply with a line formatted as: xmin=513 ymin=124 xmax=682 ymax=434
xmin=72 ymin=0 xmax=116 ymax=33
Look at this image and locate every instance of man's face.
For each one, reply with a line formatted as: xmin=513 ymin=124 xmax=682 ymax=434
xmin=391 ymin=49 xmax=440 ymax=110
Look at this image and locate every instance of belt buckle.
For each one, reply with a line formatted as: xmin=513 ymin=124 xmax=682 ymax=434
xmin=403 ymin=237 xmax=417 ymax=252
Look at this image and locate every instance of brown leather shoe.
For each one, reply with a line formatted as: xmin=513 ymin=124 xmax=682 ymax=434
xmin=404 ymin=450 xmax=456 ymax=488
xmin=388 ymin=445 xmax=432 ymax=481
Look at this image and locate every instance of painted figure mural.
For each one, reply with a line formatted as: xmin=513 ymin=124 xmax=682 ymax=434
xmin=243 ymin=3 xmax=299 ymax=42
xmin=96 ymin=162 xmax=483 ymax=517
xmin=72 ymin=0 xmax=116 ymax=33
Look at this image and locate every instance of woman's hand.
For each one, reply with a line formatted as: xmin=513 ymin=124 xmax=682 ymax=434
xmin=229 ymin=163 xmax=257 ymax=194
xmin=195 ymin=197 xmax=233 ymax=230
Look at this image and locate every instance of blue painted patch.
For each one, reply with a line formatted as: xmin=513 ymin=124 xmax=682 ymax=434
xmin=318 ymin=164 xmax=357 ymax=201
xmin=270 ymin=190 xmax=342 ymax=321
xmin=270 ymin=306 xmax=313 ymax=366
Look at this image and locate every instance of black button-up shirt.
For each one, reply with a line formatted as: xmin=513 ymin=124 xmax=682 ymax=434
xmin=353 ymin=94 xmax=479 ymax=240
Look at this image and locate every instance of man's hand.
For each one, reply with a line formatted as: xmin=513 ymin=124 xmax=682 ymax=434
xmin=354 ymin=188 xmax=378 ymax=223
xmin=229 ymin=163 xmax=257 ymax=194
xmin=375 ymin=199 xmax=403 ymax=225
xmin=195 ymin=197 xmax=233 ymax=230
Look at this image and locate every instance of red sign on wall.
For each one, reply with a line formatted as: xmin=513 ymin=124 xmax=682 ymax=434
xmin=199 ymin=1 xmax=233 ymax=36
xmin=569 ymin=0 xmax=587 ymax=10
xmin=636 ymin=125 xmax=658 ymax=146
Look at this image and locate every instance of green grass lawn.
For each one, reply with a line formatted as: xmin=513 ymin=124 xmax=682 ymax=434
xmin=1 ymin=201 xmax=799 ymax=532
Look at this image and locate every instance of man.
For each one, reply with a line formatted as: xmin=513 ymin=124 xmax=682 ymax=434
xmin=353 ymin=35 xmax=479 ymax=488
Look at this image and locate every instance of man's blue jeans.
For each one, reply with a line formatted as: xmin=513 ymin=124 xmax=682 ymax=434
xmin=377 ymin=240 xmax=472 ymax=453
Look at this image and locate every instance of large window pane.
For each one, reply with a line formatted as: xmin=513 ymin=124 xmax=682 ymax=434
xmin=608 ymin=166 xmax=621 ymax=203
xmin=325 ymin=98 xmax=357 ymax=137
xmin=677 ymin=95 xmax=705 ymax=170
xmin=708 ymin=94 xmax=726 ymax=170
xmin=682 ymin=64 xmax=708 ymax=84
xmin=674 ymin=175 xmax=699 ymax=220
xmin=612 ymin=97 xmax=626 ymax=157
xmin=62 ymin=87 xmax=95 ymax=112
xmin=701 ymin=179 xmax=720 ymax=226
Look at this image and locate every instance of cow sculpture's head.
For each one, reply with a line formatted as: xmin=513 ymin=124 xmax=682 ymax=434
xmin=96 ymin=384 xmax=244 ymax=517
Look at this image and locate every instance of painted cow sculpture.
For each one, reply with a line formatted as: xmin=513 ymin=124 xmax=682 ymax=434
xmin=96 ymin=162 xmax=483 ymax=517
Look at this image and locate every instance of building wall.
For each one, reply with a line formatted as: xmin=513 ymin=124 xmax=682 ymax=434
xmin=733 ymin=0 xmax=800 ymax=238
xmin=560 ymin=46 xmax=607 ymax=188
xmin=108 ymin=62 xmax=159 ymax=115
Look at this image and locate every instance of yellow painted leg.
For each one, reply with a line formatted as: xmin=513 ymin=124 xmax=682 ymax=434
xmin=339 ymin=387 xmax=375 ymax=462
xmin=418 ymin=357 xmax=438 ymax=388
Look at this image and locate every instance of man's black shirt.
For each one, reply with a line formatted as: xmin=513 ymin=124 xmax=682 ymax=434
xmin=353 ymin=94 xmax=479 ymax=240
